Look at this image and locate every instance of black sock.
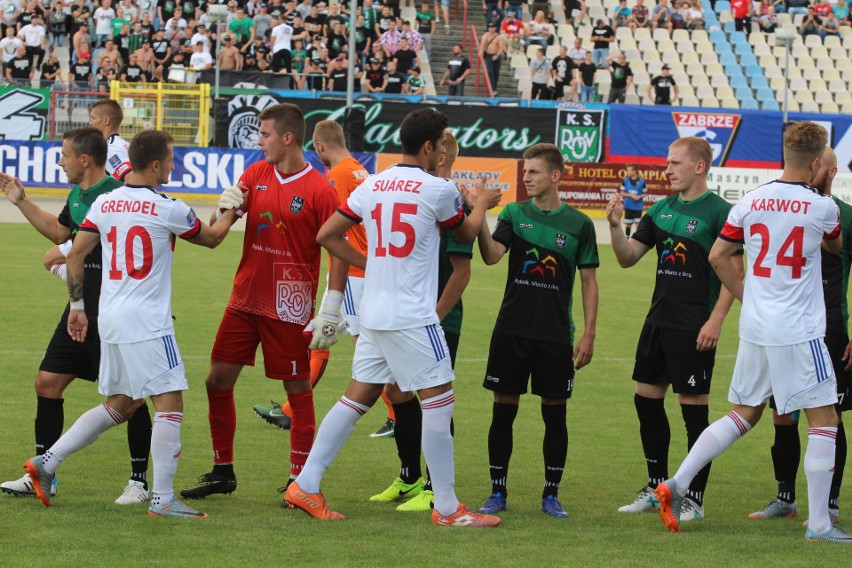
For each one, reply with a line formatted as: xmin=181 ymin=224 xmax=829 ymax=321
xmin=541 ymin=403 xmax=568 ymax=499
xmin=212 ymin=463 xmax=235 ymax=478
xmin=488 ymin=402 xmax=519 ymax=496
xmin=681 ymin=403 xmax=710 ymax=506
xmin=625 ymin=226 xmax=632 ymax=237
xmin=127 ymin=403 xmax=151 ymax=487
xmin=634 ymin=394 xmax=669 ymax=489
xmin=392 ymin=397 xmax=422 ymax=484
xmin=424 ymin=418 xmax=452 ymax=492
xmin=830 ymin=420 xmax=846 ymax=510
xmin=772 ymin=423 xmax=801 ymax=503
xmin=35 ymin=396 xmax=64 ymax=456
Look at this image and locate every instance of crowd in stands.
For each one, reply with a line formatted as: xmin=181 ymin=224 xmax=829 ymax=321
xmin=0 ymin=0 xmax=448 ymax=94
xmin=475 ymin=0 xmax=851 ymax=102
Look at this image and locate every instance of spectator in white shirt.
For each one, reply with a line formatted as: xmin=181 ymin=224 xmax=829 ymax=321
xmin=0 ymin=25 xmax=22 ymax=64
xmin=189 ymin=40 xmax=214 ymax=69
xmin=93 ymin=0 xmax=115 ymax=48
xmin=17 ymin=12 xmax=44 ymax=66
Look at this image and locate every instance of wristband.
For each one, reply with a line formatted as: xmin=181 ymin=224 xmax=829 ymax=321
xmin=69 ymin=299 xmax=85 ymax=311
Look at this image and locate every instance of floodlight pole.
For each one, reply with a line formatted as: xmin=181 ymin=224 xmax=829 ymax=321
xmin=346 ymin=0 xmax=358 ymax=109
xmin=209 ymin=5 xmax=229 ymax=99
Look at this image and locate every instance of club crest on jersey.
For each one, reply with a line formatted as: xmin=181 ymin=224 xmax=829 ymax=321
xmin=672 ymin=112 xmax=742 ymax=167
xmin=686 ymin=219 xmax=698 ymax=234
xmin=186 ymin=209 xmax=197 ymax=227
xmin=555 ymin=233 xmax=567 ymax=248
xmin=290 ymin=195 xmax=305 ymax=214
xmin=108 ymin=154 xmax=121 ymax=167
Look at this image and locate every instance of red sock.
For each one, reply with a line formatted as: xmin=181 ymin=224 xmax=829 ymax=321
xmin=381 ymin=390 xmax=396 ymax=422
xmin=208 ymin=389 xmax=236 ymax=464
xmin=287 ymin=389 xmax=316 ymax=477
xmin=282 ymin=350 xmax=329 ymax=418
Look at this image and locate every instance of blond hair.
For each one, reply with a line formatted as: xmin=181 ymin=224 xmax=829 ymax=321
xmin=784 ymin=121 xmax=827 ymax=168
xmin=669 ymin=137 xmax=712 ymax=174
xmin=313 ymin=120 xmax=346 ymax=148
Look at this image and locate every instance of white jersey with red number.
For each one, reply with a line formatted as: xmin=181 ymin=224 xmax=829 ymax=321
xmin=229 ymin=161 xmax=340 ymax=324
xmin=80 ymin=184 xmax=202 ymax=343
xmin=106 ymin=134 xmax=131 ymax=180
xmin=340 ymin=163 xmax=465 ymax=331
xmin=720 ymin=180 xmax=840 ymax=346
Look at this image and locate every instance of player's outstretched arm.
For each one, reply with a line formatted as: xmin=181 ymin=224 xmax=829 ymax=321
xmin=573 ymin=266 xmax=598 ymax=370
xmin=436 ymin=254 xmax=471 ymax=321
xmin=453 ymin=180 xmax=502 ymax=245
xmin=317 ymin=211 xmax=367 ymax=270
xmin=189 ymin=209 xmax=238 ymax=248
xmin=66 ymin=230 xmax=99 ymax=343
xmin=607 ymin=194 xmax=650 ymax=267
xmin=709 ymin=237 xmax=744 ymax=302
xmin=697 ymin=254 xmax=743 ymax=352
xmin=0 ymin=173 xmax=70 ymax=244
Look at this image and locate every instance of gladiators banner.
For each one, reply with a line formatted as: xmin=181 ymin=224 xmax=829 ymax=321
xmin=215 ymin=94 xmax=555 ymax=159
xmin=0 ymin=86 xmax=50 ymax=141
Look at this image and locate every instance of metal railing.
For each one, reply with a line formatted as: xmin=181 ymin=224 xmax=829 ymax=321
xmin=469 ymin=24 xmax=495 ymax=97
xmin=48 ymin=88 xmax=109 ymax=140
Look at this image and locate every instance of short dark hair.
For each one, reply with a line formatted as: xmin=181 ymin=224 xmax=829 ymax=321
xmin=400 ymin=108 xmax=448 ymax=156
xmin=63 ymin=127 xmax=107 ymax=168
xmin=92 ymin=99 xmax=124 ymax=126
xmin=523 ymin=143 xmax=565 ymax=174
xmin=784 ymin=121 xmax=827 ymax=168
xmin=129 ymin=130 xmax=174 ymax=171
xmin=258 ymin=103 xmax=306 ymax=144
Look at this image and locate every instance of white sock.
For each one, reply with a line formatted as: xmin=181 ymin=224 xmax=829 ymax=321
xmin=421 ymin=390 xmax=459 ymax=516
xmin=805 ymin=427 xmax=838 ymax=534
xmin=42 ymin=403 xmax=125 ymax=475
xmin=151 ymin=412 xmax=183 ymax=506
xmin=296 ymin=396 xmax=369 ymax=494
xmin=673 ymin=411 xmax=751 ymax=496
xmin=51 ymin=264 xmax=67 ymax=282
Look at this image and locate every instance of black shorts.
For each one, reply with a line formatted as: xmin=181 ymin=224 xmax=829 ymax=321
xmin=624 ymin=209 xmax=643 ymax=223
xmin=825 ymin=332 xmax=851 ymax=411
xmin=445 ymin=331 xmax=460 ymax=369
xmin=39 ymin=311 xmax=100 ymax=381
xmin=483 ymin=332 xmax=575 ymax=399
xmin=632 ymin=323 xmax=714 ymax=395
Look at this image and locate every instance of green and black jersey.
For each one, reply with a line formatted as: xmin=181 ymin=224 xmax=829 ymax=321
xmin=492 ymin=200 xmax=599 ymax=345
xmin=822 ymin=196 xmax=852 ymax=335
xmin=56 ymin=176 xmax=123 ymax=319
xmin=632 ymin=190 xmax=732 ymax=331
xmin=438 ymin=227 xmax=473 ymax=337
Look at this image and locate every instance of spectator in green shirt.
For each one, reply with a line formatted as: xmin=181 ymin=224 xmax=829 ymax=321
xmin=228 ymin=6 xmax=255 ymax=47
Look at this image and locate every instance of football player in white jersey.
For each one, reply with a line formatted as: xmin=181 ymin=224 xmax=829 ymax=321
xmin=22 ymin=129 xmax=244 ymax=519
xmin=44 ymin=100 xmax=132 ymax=283
xmin=655 ymin=122 xmax=852 ymax=543
xmin=284 ymin=108 xmax=503 ymax=526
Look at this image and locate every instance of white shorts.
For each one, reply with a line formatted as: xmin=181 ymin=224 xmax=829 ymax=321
xmin=352 ymin=325 xmax=455 ymax=392
xmin=728 ymin=338 xmax=838 ymax=415
xmin=99 ymin=335 xmax=189 ymax=399
xmin=59 ymin=239 xmax=73 ymax=256
xmin=321 ymin=274 xmax=364 ymax=336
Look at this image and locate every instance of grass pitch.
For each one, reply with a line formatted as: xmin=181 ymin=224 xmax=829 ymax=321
xmin=0 ymin=222 xmax=849 ymax=567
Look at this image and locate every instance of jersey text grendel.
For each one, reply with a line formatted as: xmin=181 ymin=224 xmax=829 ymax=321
xmin=750 ymin=198 xmax=811 ymax=214
xmin=373 ymin=178 xmax=422 ymax=193
xmin=100 ymin=199 xmax=160 ymax=216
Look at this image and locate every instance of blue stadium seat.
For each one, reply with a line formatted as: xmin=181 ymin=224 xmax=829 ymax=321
xmin=724 ymin=21 xmax=736 ymax=33
xmin=735 ymin=42 xmax=752 ymax=56
xmin=741 ymin=54 xmax=758 ymax=67
xmin=745 ymin=64 xmax=763 ymax=78
xmin=730 ymin=75 xmax=748 ymax=88
xmin=714 ymin=42 xmax=733 ymax=54
xmin=741 ymin=98 xmax=759 ymax=110
xmin=725 ymin=63 xmax=744 ymax=76
xmin=709 ymin=30 xmax=726 ymax=43
xmin=750 ymin=76 xmax=769 ymax=89
xmin=716 ymin=1 xmax=731 ymax=13
xmin=735 ymin=86 xmax=754 ymax=100
xmin=762 ymin=99 xmax=780 ymax=111
xmin=720 ymin=52 xmax=738 ymax=66
xmin=756 ymin=87 xmax=775 ymax=101
xmin=729 ymin=31 xmax=748 ymax=45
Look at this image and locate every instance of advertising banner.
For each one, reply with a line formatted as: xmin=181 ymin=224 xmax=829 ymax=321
xmin=555 ymin=108 xmax=606 ymax=163
xmin=376 ymin=153 xmax=518 ymax=206
xmin=0 ymin=141 xmax=375 ymax=193
xmin=216 ymin=93 xmax=555 ymax=158
xmin=516 ymin=162 xmax=669 ymax=210
xmin=0 ymin=86 xmax=51 ymax=141
xmin=608 ymin=104 xmax=852 ymax=172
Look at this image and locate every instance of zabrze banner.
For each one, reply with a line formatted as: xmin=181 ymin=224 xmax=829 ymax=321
xmin=0 ymin=86 xmax=50 ymax=141
xmin=216 ymin=94 xmax=555 ymax=158
xmin=516 ymin=162 xmax=669 ymax=210
xmin=608 ymin=104 xmax=852 ymax=172
xmin=555 ymin=108 xmax=606 ymax=163
xmin=0 ymin=141 xmax=375 ymax=192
